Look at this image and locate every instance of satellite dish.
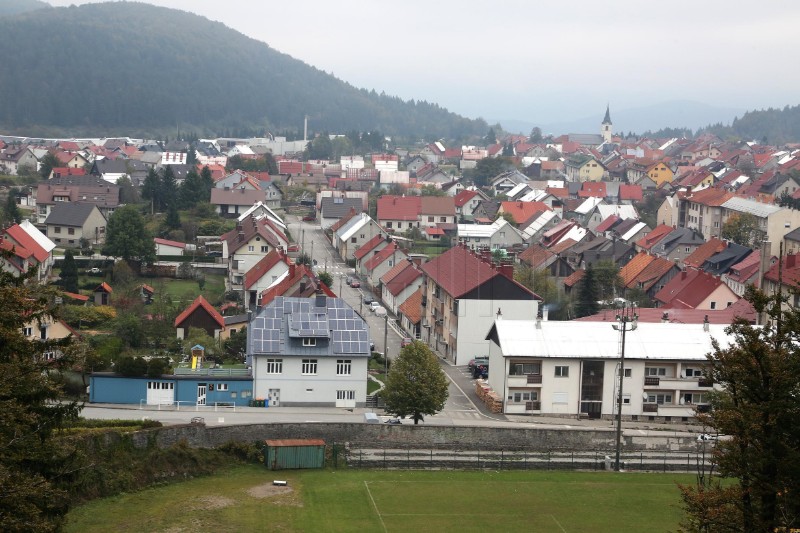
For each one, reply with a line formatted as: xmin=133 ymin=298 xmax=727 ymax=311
xmin=642 ymin=392 xmax=648 ymax=401
xmin=679 ymin=397 xmax=686 ymax=405
xmin=680 ymin=370 xmax=686 ymax=378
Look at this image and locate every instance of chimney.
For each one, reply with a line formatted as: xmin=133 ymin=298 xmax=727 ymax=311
xmin=703 ymin=315 xmax=709 ymax=332
xmin=787 ymin=252 xmax=796 ymax=269
xmin=661 ymin=312 xmax=669 ymax=323
xmin=499 ymin=262 xmax=514 ymax=280
xmin=542 ymin=306 xmax=549 ymax=321
xmin=535 ymin=315 xmax=541 ymax=328
xmin=289 ymin=262 xmax=296 ymax=279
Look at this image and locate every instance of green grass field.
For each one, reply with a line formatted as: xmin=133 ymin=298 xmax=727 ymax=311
xmin=64 ymin=465 xmax=693 ymax=532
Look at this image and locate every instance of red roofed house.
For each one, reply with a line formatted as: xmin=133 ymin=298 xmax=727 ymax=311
xmin=453 ymin=189 xmax=489 ymax=220
xmin=761 ymin=253 xmax=800 ymax=310
xmin=397 ymin=288 xmax=424 ymax=340
xmin=363 ymin=242 xmax=407 ymax=291
xmin=680 ymin=188 xmax=732 ymax=239
xmin=635 ymin=224 xmax=674 ymax=253
xmin=154 ymin=237 xmax=188 ymax=256
xmin=0 ymin=236 xmax=33 ymax=275
xmin=93 ymin=282 xmax=113 ymax=306
xmin=421 ymin=243 xmax=541 ymax=364
xmin=243 ymin=249 xmax=292 ymax=308
xmin=174 ymin=295 xmax=226 ymax=339
xmin=618 ymin=184 xmax=643 ymax=203
xmin=3 ymin=223 xmax=53 ymax=281
xmin=380 ymin=261 xmax=423 ymax=314
xmin=722 ymin=252 xmax=761 ymax=297
xmin=376 ymin=195 xmax=421 ymax=232
xmin=258 ymin=263 xmax=335 ymax=307
xmin=354 ymin=234 xmax=393 ymax=277
xmin=620 ymin=252 xmax=680 ymax=298
xmin=221 ymin=214 xmax=288 ymax=291
xmin=578 ymin=181 xmax=607 ymax=199
xmin=654 ymin=269 xmax=739 ymax=310
xmin=497 ymin=201 xmax=550 ymax=226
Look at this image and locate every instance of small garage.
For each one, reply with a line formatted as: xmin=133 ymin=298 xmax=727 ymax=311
xmin=263 ymin=439 xmax=326 ymax=470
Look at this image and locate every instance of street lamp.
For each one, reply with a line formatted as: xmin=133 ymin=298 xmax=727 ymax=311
xmin=612 ymin=303 xmax=637 ymax=472
xmin=383 ymin=314 xmax=389 ymax=376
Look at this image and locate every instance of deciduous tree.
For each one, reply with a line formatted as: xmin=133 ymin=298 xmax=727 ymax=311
xmin=721 ymin=212 xmax=762 ymax=248
xmin=381 ymin=341 xmax=448 ymax=424
xmin=102 ymin=205 xmax=155 ymax=265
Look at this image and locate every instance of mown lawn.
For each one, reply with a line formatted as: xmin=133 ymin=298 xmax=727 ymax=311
xmin=65 ymin=464 xmax=694 ymax=532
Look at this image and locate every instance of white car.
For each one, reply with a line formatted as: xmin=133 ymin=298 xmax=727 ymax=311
xmin=368 ymin=301 xmax=380 ymax=312
xmin=86 ymin=267 xmax=101 ymax=274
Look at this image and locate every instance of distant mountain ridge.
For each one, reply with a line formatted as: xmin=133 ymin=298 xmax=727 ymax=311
xmin=0 ymin=0 xmax=50 ymax=16
xmin=0 ymin=2 xmax=486 ymax=139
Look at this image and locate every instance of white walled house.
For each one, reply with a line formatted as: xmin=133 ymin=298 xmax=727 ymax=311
xmin=485 ymin=320 xmax=735 ymax=420
xmin=248 ymin=295 xmax=369 ymax=407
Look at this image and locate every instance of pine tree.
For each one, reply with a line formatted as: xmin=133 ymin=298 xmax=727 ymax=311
xmin=165 ymin=202 xmax=181 ymax=231
xmin=141 ymin=168 xmax=160 ymax=214
xmin=3 ymin=193 xmax=22 ymax=224
xmin=0 ymin=255 xmax=82 ymax=530
xmin=160 ymin=166 xmax=178 ymax=211
xmin=574 ymin=265 xmax=600 ymax=318
xmin=60 ymin=249 xmax=79 ymax=293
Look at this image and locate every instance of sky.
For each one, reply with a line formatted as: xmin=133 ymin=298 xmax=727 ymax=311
xmin=48 ymin=0 xmax=800 ymax=131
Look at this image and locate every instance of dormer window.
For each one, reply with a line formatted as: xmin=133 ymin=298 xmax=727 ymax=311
xmin=302 ymin=338 xmax=316 ymax=347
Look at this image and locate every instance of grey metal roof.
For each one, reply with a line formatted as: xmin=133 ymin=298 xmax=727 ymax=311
xmin=44 ymin=203 xmax=101 ymax=226
xmin=721 ymin=197 xmax=781 ymax=218
xmin=249 ymin=296 xmax=369 ymax=357
xmin=320 ymin=197 xmax=362 ymax=218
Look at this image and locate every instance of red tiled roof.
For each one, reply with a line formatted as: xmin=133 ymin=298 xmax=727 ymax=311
xmin=398 ymin=288 xmax=424 ymax=324
xmin=685 ymin=187 xmax=732 ymax=207
xmin=654 ymin=269 xmax=733 ymax=308
xmin=174 ymin=295 xmax=224 ymax=329
xmin=244 ymin=249 xmax=289 ymax=290
xmin=385 ymin=264 xmax=423 ymax=296
xmin=517 ymin=245 xmax=555 ymax=269
xmin=94 ymin=282 xmax=113 ymax=294
xmin=594 ymin=215 xmax=621 ymax=234
xmin=630 ymin=256 xmax=677 ymax=291
xmin=425 ymin=227 xmax=445 ymax=236
xmin=578 ymin=182 xmax=606 ymax=198
xmin=329 ymin=207 xmax=358 ymax=232
xmin=258 ymin=263 xmax=336 ymax=306
xmin=635 ymin=224 xmax=674 ymax=251
xmin=726 ymin=253 xmax=760 ymax=284
xmin=545 ymin=187 xmax=569 ymax=198
xmin=421 ymin=243 xmax=538 ymax=299
xmin=499 ymin=201 xmax=550 ymax=224
xmin=453 ymin=190 xmax=477 ymax=207
xmin=354 ymin=234 xmax=389 ymax=260
xmin=575 ymin=301 xmax=756 ymax=324
xmin=4 ymin=224 xmax=48 ymax=262
xmin=620 ymin=252 xmax=655 ymax=286
xmin=420 ymin=196 xmax=455 ymax=216
xmin=380 ymin=261 xmax=409 ymax=285
xmin=62 ymin=291 xmax=89 ymax=302
xmin=377 ymin=195 xmax=421 ymax=221
xmin=763 ymin=254 xmax=800 ymax=290
xmin=563 ymin=269 xmax=585 ymax=288
xmin=683 ymin=238 xmax=727 ymax=269
xmin=154 ymin=237 xmax=187 ymax=248
xmin=549 ymin=238 xmax=578 ymax=255
xmin=364 ymin=242 xmax=402 ymax=272
xmin=619 ymin=184 xmax=643 ymax=201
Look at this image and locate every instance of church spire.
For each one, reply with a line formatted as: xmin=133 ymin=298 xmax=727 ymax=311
xmin=603 ymin=104 xmax=612 ymax=125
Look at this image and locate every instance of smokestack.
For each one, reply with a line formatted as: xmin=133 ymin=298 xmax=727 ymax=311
xmin=303 ymin=115 xmax=308 ymax=143
xmin=499 ymin=262 xmax=514 ymax=280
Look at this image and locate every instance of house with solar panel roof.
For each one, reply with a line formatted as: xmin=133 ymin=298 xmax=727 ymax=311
xmin=248 ymin=295 xmax=370 ymax=407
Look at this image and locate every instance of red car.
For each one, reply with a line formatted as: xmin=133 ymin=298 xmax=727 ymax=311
xmin=302 ymin=215 xmax=316 ymax=222
xmin=350 ymin=280 xmax=361 ymax=288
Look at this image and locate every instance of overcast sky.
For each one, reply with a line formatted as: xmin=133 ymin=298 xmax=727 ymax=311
xmin=49 ymin=0 xmax=800 ymax=128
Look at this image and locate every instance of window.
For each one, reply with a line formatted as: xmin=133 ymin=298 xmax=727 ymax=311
xmin=509 ymin=362 xmax=541 ymax=375
xmin=508 ymin=389 xmax=538 ymax=403
xmin=302 ymin=338 xmax=316 ymax=347
xmin=68 ymin=227 xmax=75 ymax=235
xmin=55 ymin=226 xmax=61 ymax=234
xmin=408 ymin=222 xmax=413 ymax=228
xmin=428 ymin=216 xmax=434 ymax=222
xmin=265 ymin=358 xmax=283 ymax=374
xmin=622 ymin=393 xmax=631 ymax=405
xmin=623 ymin=368 xmax=632 ymax=378
xmin=684 ymin=368 xmax=703 ymax=377
xmin=217 ymin=383 xmax=229 ymax=391
xmin=248 ymin=245 xmax=254 ymax=252
xmin=386 ymin=222 xmax=392 ymax=228
xmin=710 ymin=301 xmax=716 ymax=310
xmin=645 ymin=367 xmax=667 ymax=377
xmin=646 ymin=393 xmax=672 ymax=404
xmin=440 ymin=216 xmax=446 ymax=222
xmin=684 ymin=392 xmax=707 ymax=404
xmin=337 ymin=390 xmax=355 ymax=400
xmin=336 ymin=359 xmax=352 ymax=376
xmin=685 ymin=247 xmax=690 ymax=253
xmin=301 ymin=359 xmax=318 ymax=375
xmin=555 ymin=365 xmax=569 ymax=377
xmin=261 ymin=246 xmax=268 ymax=252
xmin=360 ymin=234 xmax=365 ymax=239
xmin=23 ymin=327 xmax=32 ymax=337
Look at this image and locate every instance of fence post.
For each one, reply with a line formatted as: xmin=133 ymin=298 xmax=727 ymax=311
xmin=384 ymin=447 xmax=387 ymax=469
xmin=477 ymin=447 xmax=480 ymax=470
xmin=663 ymin=450 xmax=667 ymax=472
xmin=501 ymin=449 xmax=504 ymax=470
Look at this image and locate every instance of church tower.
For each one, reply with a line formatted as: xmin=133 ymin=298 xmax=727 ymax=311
xmin=601 ymin=104 xmax=613 ymax=143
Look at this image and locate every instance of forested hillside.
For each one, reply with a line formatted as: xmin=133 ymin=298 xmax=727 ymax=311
xmin=0 ymin=2 xmax=486 ymax=139
xmin=0 ymin=0 xmax=49 ymax=16
xmin=700 ymin=105 xmax=800 ymax=145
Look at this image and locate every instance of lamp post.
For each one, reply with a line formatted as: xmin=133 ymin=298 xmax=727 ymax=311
xmin=383 ymin=314 xmax=389 ymax=377
xmin=612 ymin=303 xmax=637 ymax=472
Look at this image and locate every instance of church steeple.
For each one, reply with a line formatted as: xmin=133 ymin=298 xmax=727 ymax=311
xmin=601 ymin=104 xmax=613 ymax=143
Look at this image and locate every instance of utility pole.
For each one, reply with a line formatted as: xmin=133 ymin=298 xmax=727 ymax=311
xmin=612 ymin=303 xmax=637 ymax=472
xmin=383 ymin=314 xmax=389 ymax=376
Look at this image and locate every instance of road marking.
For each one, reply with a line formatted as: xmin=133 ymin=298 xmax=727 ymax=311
xmin=551 ymin=515 xmax=568 ymax=532
xmin=364 ymin=481 xmax=388 ymax=533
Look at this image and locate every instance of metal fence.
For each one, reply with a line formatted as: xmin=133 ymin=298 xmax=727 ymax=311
xmin=327 ymin=443 xmax=713 ymax=473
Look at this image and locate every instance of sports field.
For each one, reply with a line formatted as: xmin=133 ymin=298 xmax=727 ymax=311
xmin=65 ymin=465 xmax=694 ymax=532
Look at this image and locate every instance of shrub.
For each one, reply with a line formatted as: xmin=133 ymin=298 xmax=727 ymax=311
xmin=116 ymin=356 xmax=148 ymax=377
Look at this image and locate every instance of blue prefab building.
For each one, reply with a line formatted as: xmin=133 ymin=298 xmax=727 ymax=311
xmin=89 ymin=373 xmax=254 ymax=407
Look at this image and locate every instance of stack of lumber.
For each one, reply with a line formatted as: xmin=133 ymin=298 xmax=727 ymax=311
xmin=475 ymin=379 xmax=503 ymax=413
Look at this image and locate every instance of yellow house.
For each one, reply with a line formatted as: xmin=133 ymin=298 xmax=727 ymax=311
xmin=565 ymin=154 xmax=606 ymax=182
xmin=22 ymin=317 xmax=79 ymax=361
xmin=646 ymin=162 xmax=674 ymax=186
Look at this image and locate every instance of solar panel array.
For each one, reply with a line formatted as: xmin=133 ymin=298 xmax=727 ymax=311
xmin=249 ymin=296 xmax=369 ymax=355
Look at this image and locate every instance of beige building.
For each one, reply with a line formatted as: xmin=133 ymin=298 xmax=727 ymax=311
xmin=44 ymin=203 xmax=107 ymax=247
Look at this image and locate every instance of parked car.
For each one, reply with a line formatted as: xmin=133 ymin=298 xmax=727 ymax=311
xmin=363 ymin=295 xmax=374 ymax=305
xmin=385 ymin=418 xmax=402 ymax=425
xmin=287 ymin=244 xmax=300 ymax=252
xmin=346 ymin=276 xmax=353 ymax=286
xmin=86 ymin=267 xmax=101 ymax=274
xmin=350 ymin=280 xmax=361 ymax=288
xmin=302 ymin=214 xmax=316 ymax=222
xmin=401 ymin=337 xmax=413 ymax=348
xmin=468 ymin=357 xmax=490 ymax=371
xmin=368 ymin=301 xmax=380 ymax=312
xmin=374 ymin=306 xmax=387 ymax=318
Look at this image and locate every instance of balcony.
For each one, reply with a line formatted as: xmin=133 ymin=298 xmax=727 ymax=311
xmin=642 ymin=404 xmax=658 ymax=413
xmin=526 ymin=374 xmax=542 ymax=384
xmin=644 ymin=377 xmax=660 ymax=386
xmin=698 ymin=378 xmax=713 ymax=387
xmin=525 ymin=401 xmax=541 ymax=411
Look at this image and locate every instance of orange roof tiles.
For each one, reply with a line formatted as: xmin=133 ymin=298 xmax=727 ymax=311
xmin=398 ymin=288 xmax=424 ymax=324
xmin=683 ymin=238 xmax=727 ymax=269
xmin=173 ymin=295 xmax=225 ymax=329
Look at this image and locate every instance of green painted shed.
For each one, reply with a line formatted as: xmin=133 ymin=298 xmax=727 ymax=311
xmin=264 ymin=439 xmax=326 ymax=470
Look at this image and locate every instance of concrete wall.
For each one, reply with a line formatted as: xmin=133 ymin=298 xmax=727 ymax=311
xmin=125 ymin=422 xmax=701 ymax=453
